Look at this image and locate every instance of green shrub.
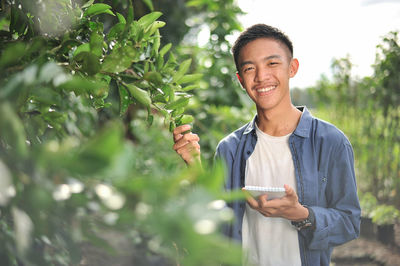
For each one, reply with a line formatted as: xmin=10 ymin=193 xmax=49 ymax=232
xmin=370 ymin=204 xmax=400 ymax=226
xmin=0 ymin=1 xmax=243 ymax=265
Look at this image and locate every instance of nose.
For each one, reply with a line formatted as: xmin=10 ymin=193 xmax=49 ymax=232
xmin=254 ymin=66 xmax=271 ymax=83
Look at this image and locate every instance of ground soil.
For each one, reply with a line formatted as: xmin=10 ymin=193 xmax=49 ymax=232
xmin=331 ymin=236 xmax=400 ymax=266
xmin=79 ymin=225 xmax=400 ymax=266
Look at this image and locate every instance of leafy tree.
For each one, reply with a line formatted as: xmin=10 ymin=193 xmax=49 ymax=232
xmin=308 ymin=31 xmax=400 ymax=209
xmin=0 ymin=0 xmax=243 ymax=265
xmin=371 ymin=31 xmax=400 ymax=114
xmin=358 ymin=31 xmax=400 ymax=206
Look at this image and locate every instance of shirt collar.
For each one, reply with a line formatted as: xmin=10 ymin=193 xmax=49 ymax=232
xmin=243 ymin=115 xmax=257 ymax=135
xmin=243 ymin=106 xmax=312 ymax=138
xmin=293 ymin=106 xmax=312 ymax=138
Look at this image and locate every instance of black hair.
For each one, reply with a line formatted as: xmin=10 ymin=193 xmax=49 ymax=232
xmin=232 ymin=24 xmax=294 ymax=71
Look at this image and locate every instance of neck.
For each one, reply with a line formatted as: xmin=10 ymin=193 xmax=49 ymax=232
xmin=256 ymin=103 xmax=301 ymax=136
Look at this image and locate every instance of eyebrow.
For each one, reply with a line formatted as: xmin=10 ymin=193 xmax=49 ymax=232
xmin=239 ymin=55 xmax=283 ymax=69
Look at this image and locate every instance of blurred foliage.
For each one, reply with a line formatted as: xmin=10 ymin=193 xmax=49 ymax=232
xmin=370 ymin=204 xmax=400 ymax=226
xmin=308 ymin=31 xmax=400 ymax=213
xmin=359 ymin=192 xmax=378 ymax=218
xmin=0 ymin=0 xmax=244 ymax=265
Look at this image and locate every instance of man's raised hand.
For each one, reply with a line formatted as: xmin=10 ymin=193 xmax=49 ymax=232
xmin=173 ymin=124 xmax=201 ymax=165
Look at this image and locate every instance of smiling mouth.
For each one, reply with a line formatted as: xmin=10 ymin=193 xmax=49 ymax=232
xmin=256 ymin=86 xmax=277 ymax=93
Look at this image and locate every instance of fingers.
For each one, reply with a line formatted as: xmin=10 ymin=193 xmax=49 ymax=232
xmin=284 ymin=184 xmax=292 ymax=195
xmin=242 ymin=188 xmax=259 ymax=209
xmin=173 ymin=124 xmax=192 ymax=142
xmin=257 ymin=195 xmax=276 ymax=217
xmin=173 ymin=132 xmax=200 ymax=150
xmin=174 ymin=141 xmax=200 ymax=164
xmin=172 ymin=124 xmax=201 ymax=165
xmin=175 ymin=142 xmax=200 ymax=158
xmin=241 ymin=190 xmax=277 ymax=217
xmin=284 ymin=184 xmax=298 ymax=201
xmin=258 ymin=194 xmax=270 ymax=208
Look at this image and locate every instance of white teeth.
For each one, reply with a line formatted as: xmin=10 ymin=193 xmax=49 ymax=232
xmin=257 ymin=86 xmax=276 ymax=92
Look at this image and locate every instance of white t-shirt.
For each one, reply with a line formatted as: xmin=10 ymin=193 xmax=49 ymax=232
xmin=242 ymin=124 xmax=301 ymax=266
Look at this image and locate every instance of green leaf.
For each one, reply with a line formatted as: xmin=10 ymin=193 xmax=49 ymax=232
xmin=107 ymin=23 xmax=125 ymax=40
xmin=181 ymin=84 xmax=198 ymax=91
xmin=88 ymin=74 xmax=110 ymax=98
xmin=0 ymin=65 xmax=37 ymax=101
xmin=102 ymin=46 xmax=137 ymax=73
xmin=116 ymin=12 xmax=126 ymax=24
xmin=30 ymin=85 xmax=62 ymax=106
xmin=171 ymin=107 xmax=184 ymax=117
xmin=73 ymin=43 xmax=90 ymax=57
xmin=144 ymin=61 xmax=149 ymax=73
xmin=173 ymin=58 xmax=192 ymax=82
xmin=165 ymin=52 xmax=177 ymax=68
xmin=0 ymin=102 xmax=28 ymax=158
xmin=135 ymin=80 xmax=151 ymax=89
xmin=138 ymin=12 xmax=162 ymax=29
xmin=126 ymin=2 xmax=134 ymax=25
xmin=144 ymin=71 xmax=163 ymax=86
xmin=177 ymin=115 xmax=194 ymax=126
xmin=156 ymin=54 xmax=164 ymax=70
xmin=142 ymin=0 xmax=154 ymax=11
xmin=176 ymin=73 xmax=203 ymax=85
xmin=153 ymin=94 xmax=167 ymax=103
xmin=147 ymin=112 xmax=154 ymax=126
xmin=152 ymin=31 xmax=161 ymax=55
xmin=0 ymin=42 xmax=26 ymax=69
xmin=187 ymin=0 xmax=204 ymax=7
xmin=165 ymin=96 xmax=190 ymax=110
xmin=75 ymin=52 xmax=101 ymax=75
xmin=59 ymin=38 xmax=81 ymax=54
xmin=169 ymin=121 xmax=175 ymax=132
xmin=125 ymin=83 xmax=151 ymax=107
xmin=10 ymin=6 xmax=27 ymax=35
xmin=90 ymin=32 xmax=104 ymax=57
xmin=81 ymin=0 xmax=95 ymax=9
xmin=118 ymin=84 xmax=131 ymax=115
xmin=130 ymin=21 xmax=144 ymax=43
xmin=70 ymin=121 xmax=124 ymax=175
xmin=59 ymin=76 xmax=104 ymax=95
xmin=84 ymin=3 xmax=115 ymax=17
xmin=159 ymin=43 xmax=172 ymax=57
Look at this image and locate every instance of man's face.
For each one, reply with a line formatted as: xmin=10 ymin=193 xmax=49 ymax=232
xmin=237 ymin=38 xmax=298 ymax=112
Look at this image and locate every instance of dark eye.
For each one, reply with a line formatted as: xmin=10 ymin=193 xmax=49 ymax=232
xmin=244 ymin=66 xmax=254 ymax=72
xmin=269 ymin=62 xmax=278 ymax=66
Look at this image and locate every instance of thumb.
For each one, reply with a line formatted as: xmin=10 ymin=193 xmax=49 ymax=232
xmin=284 ymin=184 xmax=294 ymax=197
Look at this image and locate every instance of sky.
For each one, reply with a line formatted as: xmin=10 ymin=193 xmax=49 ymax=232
xmin=235 ymin=0 xmax=400 ymax=89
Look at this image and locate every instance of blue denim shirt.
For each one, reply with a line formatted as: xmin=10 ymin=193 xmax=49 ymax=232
xmin=215 ymin=107 xmax=361 ymax=266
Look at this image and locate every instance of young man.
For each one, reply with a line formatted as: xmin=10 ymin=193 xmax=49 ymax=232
xmin=173 ymin=24 xmax=360 ymax=266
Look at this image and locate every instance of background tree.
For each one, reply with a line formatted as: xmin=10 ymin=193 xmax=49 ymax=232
xmin=307 ymin=31 xmax=400 ymax=222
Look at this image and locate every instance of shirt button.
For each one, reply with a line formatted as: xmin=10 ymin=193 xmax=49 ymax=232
xmin=247 ymin=151 xmax=251 ymax=155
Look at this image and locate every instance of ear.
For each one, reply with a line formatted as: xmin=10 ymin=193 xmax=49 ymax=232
xmin=289 ymin=58 xmax=299 ymax=78
xmin=236 ymin=72 xmax=244 ymax=87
